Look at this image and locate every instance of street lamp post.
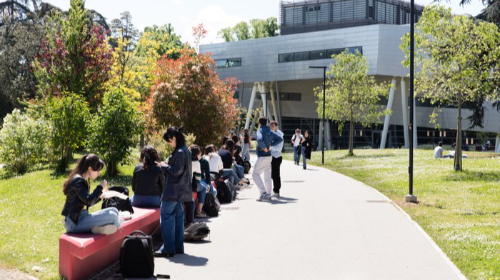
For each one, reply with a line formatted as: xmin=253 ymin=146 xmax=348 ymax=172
xmin=405 ymin=0 xmax=418 ymax=203
xmin=309 ymin=66 xmax=327 ymax=165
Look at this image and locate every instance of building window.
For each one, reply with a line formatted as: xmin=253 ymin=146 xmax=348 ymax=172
xmin=256 ymin=92 xmax=302 ymax=101
xmin=215 ymin=58 xmax=242 ymax=68
xmin=278 ymin=46 xmax=363 ymax=63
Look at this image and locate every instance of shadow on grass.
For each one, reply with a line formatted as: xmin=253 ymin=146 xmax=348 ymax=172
xmin=336 ymin=154 xmax=397 ymax=160
xmin=443 ymin=171 xmax=500 ymax=182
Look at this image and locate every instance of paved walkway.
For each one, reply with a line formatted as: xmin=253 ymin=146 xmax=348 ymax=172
xmin=150 ymin=156 xmax=465 ymax=280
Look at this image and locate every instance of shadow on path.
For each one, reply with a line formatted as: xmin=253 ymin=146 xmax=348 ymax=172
xmin=166 ymin=254 xmax=208 ymax=266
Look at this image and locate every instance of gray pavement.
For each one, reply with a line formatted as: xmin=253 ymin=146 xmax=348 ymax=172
xmin=152 ymin=156 xmax=466 ymax=280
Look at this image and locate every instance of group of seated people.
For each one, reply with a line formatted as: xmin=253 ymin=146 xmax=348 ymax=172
xmin=433 ymin=141 xmax=468 ymax=159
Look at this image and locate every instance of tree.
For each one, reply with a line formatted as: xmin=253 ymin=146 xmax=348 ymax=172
xmin=217 ymin=17 xmax=279 ymax=42
xmin=192 ymin=23 xmax=208 ymax=53
xmin=87 ymin=88 xmax=142 ymax=176
xmin=400 ymin=5 xmax=500 ymax=171
xmin=317 ymin=50 xmax=392 ymax=156
xmin=32 ymin=0 xmax=114 ymax=107
xmin=135 ymin=24 xmax=184 ymax=60
xmin=109 ymin=11 xmax=138 ymax=50
xmin=146 ymin=47 xmax=239 ymax=147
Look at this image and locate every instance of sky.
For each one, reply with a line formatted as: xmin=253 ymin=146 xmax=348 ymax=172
xmin=39 ymin=0 xmax=487 ymax=46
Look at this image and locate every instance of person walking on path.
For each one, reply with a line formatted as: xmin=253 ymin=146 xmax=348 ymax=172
xmin=270 ymin=121 xmax=284 ymax=198
xmin=301 ymin=130 xmax=313 ymax=170
xmin=252 ymin=116 xmax=283 ymax=202
xmin=156 ymin=126 xmax=192 ymax=258
xmin=242 ymin=128 xmax=251 ymax=162
xmin=291 ymin=129 xmax=304 ymax=165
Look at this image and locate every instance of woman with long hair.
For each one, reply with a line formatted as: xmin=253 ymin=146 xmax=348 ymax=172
xmin=131 ymin=145 xmax=164 ymax=207
xmin=61 ymin=154 xmax=121 ymax=235
xmin=156 ymin=126 xmax=192 ymax=257
xmin=301 ymin=130 xmax=313 ymax=170
xmin=242 ymin=128 xmax=251 ymax=162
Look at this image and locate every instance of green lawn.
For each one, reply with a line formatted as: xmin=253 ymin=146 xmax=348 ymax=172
xmin=284 ymin=149 xmax=500 ymax=280
xmin=0 ymin=154 xmax=136 ymax=280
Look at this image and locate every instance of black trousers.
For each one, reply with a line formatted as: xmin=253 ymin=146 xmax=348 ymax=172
xmin=271 ymin=156 xmax=283 ymax=194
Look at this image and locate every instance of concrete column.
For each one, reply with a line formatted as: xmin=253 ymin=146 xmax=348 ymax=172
xmin=270 ymin=83 xmax=278 ymax=122
xmin=380 ymin=78 xmax=397 ymax=149
xmin=495 ymin=133 xmax=500 ymax=153
xmin=249 ymin=103 xmax=261 ymax=135
xmin=275 ymin=82 xmax=282 ymax=128
xmin=326 ymin=120 xmax=332 ymax=150
xmin=401 ymin=77 xmax=409 ymax=148
xmin=260 ymin=82 xmax=268 ymax=118
xmin=413 ymin=96 xmax=418 ymax=147
xmin=318 ymin=120 xmax=324 ymax=152
xmin=245 ymin=83 xmax=258 ymax=129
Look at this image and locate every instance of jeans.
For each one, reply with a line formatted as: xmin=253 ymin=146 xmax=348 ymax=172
xmin=242 ymin=143 xmax=251 ymax=161
xmin=159 ymin=201 xmax=185 ymax=254
xmin=64 ymin=208 xmax=120 ymax=233
xmin=223 ymin=169 xmax=241 ymax=185
xmin=196 ymin=180 xmax=208 ymax=206
xmin=208 ymin=180 xmax=217 ymax=197
xmin=131 ymin=194 xmax=161 ymax=208
xmin=272 ymin=156 xmax=283 ymax=194
xmin=233 ymin=163 xmax=244 ymax=179
xmin=301 ymin=146 xmax=307 ymax=169
xmin=252 ymin=156 xmax=273 ymax=195
xmin=293 ymin=146 xmax=301 ymax=164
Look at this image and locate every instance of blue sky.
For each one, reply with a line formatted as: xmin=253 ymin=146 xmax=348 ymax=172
xmin=39 ymin=0 xmax=487 ymax=45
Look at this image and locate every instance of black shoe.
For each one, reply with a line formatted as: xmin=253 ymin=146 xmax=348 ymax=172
xmin=154 ymin=251 xmax=175 ymax=258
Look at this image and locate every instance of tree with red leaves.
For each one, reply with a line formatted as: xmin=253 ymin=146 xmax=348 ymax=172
xmin=145 ymin=47 xmax=238 ymax=147
xmin=32 ymin=0 xmax=113 ymax=107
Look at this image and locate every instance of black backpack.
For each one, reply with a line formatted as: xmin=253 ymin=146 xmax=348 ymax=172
xmin=101 ymin=186 xmax=134 ymax=214
xmin=184 ymin=222 xmax=210 ymax=241
xmin=216 ymin=179 xmax=233 ymax=203
xmin=243 ymin=161 xmax=251 ymax=174
xmin=203 ymin=192 xmax=219 ymax=217
xmin=120 ymin=230 xmax=154 ymax=278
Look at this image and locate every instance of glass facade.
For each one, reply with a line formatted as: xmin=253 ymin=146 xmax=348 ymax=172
xmin=256 ymin=92 xmax=302 ymax=101
xmin=215 ymin=58 xmax=242 ymax=68
xmin=278 ymin=46 xmax=362 ymax=63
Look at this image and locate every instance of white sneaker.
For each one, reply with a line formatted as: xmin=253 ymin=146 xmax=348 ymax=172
xmin=91 ymin=225 xmax=118 ymax=235
xmin=262 ymin=193 xmax=272 ymax=202
xmin=256 ymin=193 xmax=267 ymax=201
xmin=271 ymin=192 xmax=280 ymax=198
xmin=241 ymin=178 xmax=250 ymax=184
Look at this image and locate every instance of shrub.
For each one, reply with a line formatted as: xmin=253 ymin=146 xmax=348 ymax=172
xmin=145 ymin=130 xmax=196 ymax=161
xmin=0 ymin=109 xmax=50 ymax=174
xmin=46 ymin=93 xmax=90 ymax=172
xmin=87 ymin=88 xmax=143 ymax=176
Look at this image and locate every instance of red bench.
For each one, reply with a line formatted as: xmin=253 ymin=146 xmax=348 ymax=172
xmin=59 ymin=207 xmax=160 ymax=280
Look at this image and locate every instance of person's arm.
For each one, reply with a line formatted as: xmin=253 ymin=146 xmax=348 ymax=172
xmin=131 ymin=166 xmax=138 ymax=193
xmin=271 ymin=131 xmax=283 ymax=146
xmin=256 ymin=129 xmax=267 ymax=150
xmin=163 ymin=149 xmax=186 ymax=177
xmin=157 ymin=168 xmax=165 ymax=193
xmin=75 ymin=178 xmax=104 ymax=206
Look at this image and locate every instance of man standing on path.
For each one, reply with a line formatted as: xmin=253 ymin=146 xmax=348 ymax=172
xmin=270 ymin=121 xmax=284 ymax=198
xmin=253 ymin=117 xmax=283 ymax=202
xmin=291 ymin=129 xmax=303 ymax=165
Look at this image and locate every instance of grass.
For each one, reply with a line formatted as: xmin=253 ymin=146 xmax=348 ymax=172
xmin=0 ymin=152 xmax=137 ymax=280
xmin=284 ymin=149 xmax=500 ymax=280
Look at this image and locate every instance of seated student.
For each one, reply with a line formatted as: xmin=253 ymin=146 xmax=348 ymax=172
xmin=204 ymin=144 xmax=224 ymax=181
xmin=131 ymin=146 xmax=164 ymax=208
xmin=201 ymin=145 xmax=217 ymax=197
xmin=189 ymin=145 xmax=208 ymax=218
xmin=444 ymin=142 xmax=468 ymax=158
xmin=61 ymin=154 xmax=121 ymax=235
xmin=218 ymin=139 xmax=249 ymax=187
xmin=434 ymin=142 xmax=444 ymax=158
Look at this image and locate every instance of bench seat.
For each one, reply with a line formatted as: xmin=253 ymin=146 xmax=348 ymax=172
xmin=59 ymin=207 xmax=160 ymax=280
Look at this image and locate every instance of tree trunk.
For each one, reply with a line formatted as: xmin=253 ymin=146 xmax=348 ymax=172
xmin=454 ymin=95 xmax=463 ymax=171
xmin=348 ymin=119 xmax=354 ymax=156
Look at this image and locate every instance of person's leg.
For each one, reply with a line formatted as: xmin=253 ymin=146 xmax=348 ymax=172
xmin=196 ymin=181 xmax=208 ymax=212
xmin=174 ymin=202 xmax=185 ymax=254
xmin=262 ymin=156 xmax=273 ymax=195
xmin=293 ymin=146 xmax=298 ymax=164
xmin=184 ymin=200 xmax=194 ymax=226
xmin=272 ymin=156 xmax=282 ymax=194
xmin=252 ymin=156 xmax=268 ymax=195
xmin=302 ymin=147 xmax=307 ymax=169
xmin=131 ymin=194 xmax=161 ymax=208
xmin=159 ymin=201 xmax=177 ymax=254
xmin=208 ymin=181 xmax=217 ymax=197
xmin=223 ymin=169 xmax=241 ymax=185
xmin=67 ymin=208 xmax=120 ymax=233
xmin=234 ymin=164 xmax=244 ymax=179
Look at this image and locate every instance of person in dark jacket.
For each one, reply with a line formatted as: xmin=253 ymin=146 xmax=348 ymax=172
xmin=301 ymin=130 xmax=313 ymax=170
xmin=131 ymin=146 xmax=164 ymax=208
xmin=155 ymin=126 xmax=192 ymax=258
xmin=61 ymin=154 xmax=121 ymax=235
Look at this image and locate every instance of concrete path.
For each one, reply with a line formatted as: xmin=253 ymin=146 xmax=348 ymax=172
xmin=152 ymin=157 xmax=466 ymax=280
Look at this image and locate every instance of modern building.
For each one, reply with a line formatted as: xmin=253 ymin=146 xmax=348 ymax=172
xmin=200 ymin=0 xmax=500 ymax=151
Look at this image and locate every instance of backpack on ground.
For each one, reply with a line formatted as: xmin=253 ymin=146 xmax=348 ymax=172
xmin=226 ymin=180 xmax=237 ymax=201
xmin=120 ymin=230 xmax=154 ymax=278
xmin=216 ymin=179 xmax=233 ymax=203
xmin=243 ymin=161 xmax=251 ymax=174
xmin=101 ymin=186 xmax=134 ymax=214
xmin=184 ymin=222 xmax=210 ymax=241
xmin=203 ymin=192 xmax=219 ymax=217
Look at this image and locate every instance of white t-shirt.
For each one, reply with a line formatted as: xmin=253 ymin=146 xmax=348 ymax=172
xmin=434 ymin=146 xmax=443 ymax=158
xmin=204 ymin=153 xmax=223 ymax=173
xmin=292 ymin=133 xmax=303 ymax=147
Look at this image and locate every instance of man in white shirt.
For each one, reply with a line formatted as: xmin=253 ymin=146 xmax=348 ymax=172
xmin=434 ymin=141 xmax=443 ymax=158
xmin=291 ymin=129 xmax=304 ymax=165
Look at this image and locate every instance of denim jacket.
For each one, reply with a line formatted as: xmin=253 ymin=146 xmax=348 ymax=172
xmin=161 ymin=145 xmax=192 ymax=202
xmin=256 ymin=125 xmax=283 ymax=157
xmin=270 ymin=130 xmax=284 ymax=158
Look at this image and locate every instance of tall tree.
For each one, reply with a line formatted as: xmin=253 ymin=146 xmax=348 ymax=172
xmin=135 ymin=24 xmax=184 ymax=60
xmin=232 ymin=21 xmax=251 ymax=41
xmin=192 ymin=23 xmax=207 ymax=53
xmin=145 ymin=47 xmax=239 ymax=147
xmin=218 ymin=17 xmax=279 ymax=42
xmin=264 ymin=17 xmax=279 ymax=37
xmin=109 ymin=11 xmax=138 ymax=50
xmin=217 ymin=27 xmax=234 ymax=42
xmin=400 ymin=5 xmax=500 ymax=171
xmin=249 ymin=19 xmax=266 ymax=39
xmin=317 ymin=50 xmax=392 ymax=156
xmin=32 ymin=0 xmax=114 ymax=107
